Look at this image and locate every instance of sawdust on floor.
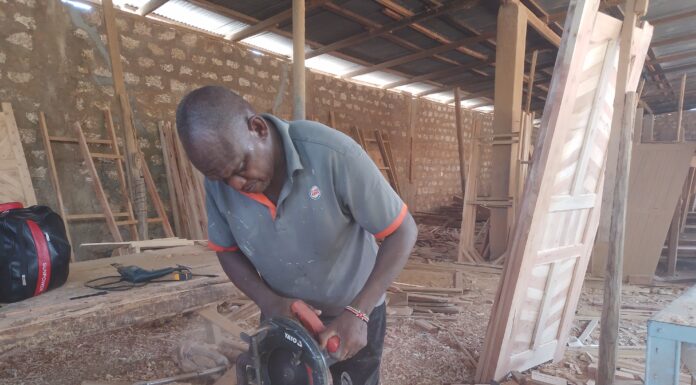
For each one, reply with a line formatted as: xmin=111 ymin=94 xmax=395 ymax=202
xmin=0 ymin=224 xmax=690 ymax=385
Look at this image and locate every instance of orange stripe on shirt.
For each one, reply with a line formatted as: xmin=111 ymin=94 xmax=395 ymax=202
xmin=374 ymin=203 xmax=408 ymax=239
xmin=207 ymin=240 xmax=239 ymax=252
xmin=240 ymin=192 xmax=277 ymax=220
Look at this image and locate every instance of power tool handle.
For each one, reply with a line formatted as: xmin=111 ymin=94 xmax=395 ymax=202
xmin=290 ymin=300 xmax=340 ymax=353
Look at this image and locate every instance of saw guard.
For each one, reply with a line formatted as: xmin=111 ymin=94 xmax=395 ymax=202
xmin=249 ymin=317 xmax=332 ymax=385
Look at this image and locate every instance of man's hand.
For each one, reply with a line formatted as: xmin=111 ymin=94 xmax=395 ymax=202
xmin=318 ymin=311 xmax=368 ymax=361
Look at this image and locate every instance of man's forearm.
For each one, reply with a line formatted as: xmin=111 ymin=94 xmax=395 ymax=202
xmin=216 ymin=250 xmax=281 ymax=313
xmin=351 ymin=213 xmax=418 ymax=314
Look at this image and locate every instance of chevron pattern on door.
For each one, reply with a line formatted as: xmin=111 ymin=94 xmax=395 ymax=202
xmin=476 ymin=0 xmax=652 ymax=380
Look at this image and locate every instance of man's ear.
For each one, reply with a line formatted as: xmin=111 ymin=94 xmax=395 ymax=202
xmin=248 ymin=115 xmax=269 ymax=138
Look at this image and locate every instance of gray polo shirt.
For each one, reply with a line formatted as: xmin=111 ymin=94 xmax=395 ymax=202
xmin=205 ymin=114 xmax=407 ymax=312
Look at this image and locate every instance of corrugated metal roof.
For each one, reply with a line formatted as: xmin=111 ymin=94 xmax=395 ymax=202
xmin=112 ymin=0 xmax=696 ymax=112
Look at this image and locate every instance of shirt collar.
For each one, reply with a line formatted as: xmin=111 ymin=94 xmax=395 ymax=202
xmin=261 ymin=113 xmax=303 ymax=180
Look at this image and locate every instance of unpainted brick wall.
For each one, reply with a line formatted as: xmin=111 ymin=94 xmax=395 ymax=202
xmin=0 ymin=1 xmax=492 ymax=250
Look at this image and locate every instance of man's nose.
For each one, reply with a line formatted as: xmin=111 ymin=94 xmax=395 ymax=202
xmin=226 ymin=175 xmax=246 ymax=191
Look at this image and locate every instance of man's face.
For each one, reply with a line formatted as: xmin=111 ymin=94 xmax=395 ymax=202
xmin=192 ymin=116 xmax=275 ymax=194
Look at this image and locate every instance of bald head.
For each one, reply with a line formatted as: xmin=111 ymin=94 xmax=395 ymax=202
xmin=175 ymin=86 xmax=281 ymax=194
xmin=176 ymin=86 xmax=255 ymax=146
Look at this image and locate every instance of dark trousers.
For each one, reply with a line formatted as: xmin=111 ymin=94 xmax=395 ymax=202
xmin=323 ymin=303 xmax=387 ymax=385
xmin=236 ymin=303 xmax=387 ymax=385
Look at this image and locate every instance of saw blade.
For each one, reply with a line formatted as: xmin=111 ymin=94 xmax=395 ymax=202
xmin=267 ymin=347 xmax=310 ymax=385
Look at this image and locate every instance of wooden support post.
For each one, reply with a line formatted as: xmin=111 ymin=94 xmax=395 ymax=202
xmin=677 ymin=73 xmax=687 ymax=142
xmin=633 ymin=107 xmax=644 ymax=144
xmin=292 ymin=0 xmax=306 ymax=120
xmin=594 ymin=0 xmax=640 ymax=276
xmin=489 ymin=0 xmax=527 ymax=259
xmin=526 ymin=50 xmax=538 ymax=113
xmin=667 ymin=198 xmax=681 ymax=277
xmin=598 ymin=92 xmax=636 ymax=385
xmin=454 ymin=88 xmax=467 ymax=195
xmin=102 ymin=0 xmax=147 ymax=237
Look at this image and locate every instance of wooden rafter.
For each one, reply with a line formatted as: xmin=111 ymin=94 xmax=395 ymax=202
xmin=382 ymin=63 xmax=487 ymax=89
xmin=226 ymin=0 xmax=328 ymax=42
xmin=376 ymin=0 xmax=490 ymax=61
xmin=307 ymin=0 xmax=479 ymax=59
xmin=343 ymin=33 xmax=494 ymax=78
xmin=320 ymin=2 xmax=472 ymax=70
xmin=190 ymin=0 xmax=449 ymax=91
xmin=649 ymin=50 xmax=696 ymax=65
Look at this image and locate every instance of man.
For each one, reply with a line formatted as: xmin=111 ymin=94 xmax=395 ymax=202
xmin=176 ymin=86 xmax=417 ymax=385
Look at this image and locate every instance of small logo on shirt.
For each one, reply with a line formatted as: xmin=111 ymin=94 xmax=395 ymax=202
xmin=309 ymin=185 xmax=321 ymax=200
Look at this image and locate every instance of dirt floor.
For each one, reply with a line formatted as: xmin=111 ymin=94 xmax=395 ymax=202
xmin=0 ymin=224 xmax=694 ymax=385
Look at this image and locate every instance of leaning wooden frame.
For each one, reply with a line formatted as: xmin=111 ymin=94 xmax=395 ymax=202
xmin=475 ymin=0 xmax=652 ymax=381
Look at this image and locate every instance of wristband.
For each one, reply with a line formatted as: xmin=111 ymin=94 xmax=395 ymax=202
xmin=344 ymin=305 xmax=369 ymax=323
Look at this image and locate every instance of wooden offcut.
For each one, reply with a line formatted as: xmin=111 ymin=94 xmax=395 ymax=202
xmin=0 ymin=102 xmax=37 ymax=206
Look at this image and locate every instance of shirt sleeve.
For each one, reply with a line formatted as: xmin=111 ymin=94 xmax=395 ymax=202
xmin=336 ymin=144 xmax=408 ymax=239
xmin=205 ymin=180 xmax=239 ymax=252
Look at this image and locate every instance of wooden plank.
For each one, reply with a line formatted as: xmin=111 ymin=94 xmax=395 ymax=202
xmin=476 ymin=1 xmax=625 ymax=381
xmin=455 ymin=88 xmax=467 ymax=196
xmin=610 ymin=143 xmax=695 ymax=278
xmin=594 ymin=9 xmax=655 ymax=275
xmin=104 ymin=109 xmax=138 ymax=241
xmin=518 ymin=0 xmax=562 ymax=47
xmin=526 ymin=50 xmax=539 ymax=113
xmin=139 ymin=151 xmax=175 ymax=237
xmin=102 ymin=0 xmax=146 ymax=235
xmin=292 ymin=0 xmax=305 ymax=120
xmin=38 ymin=112 xmax=75 ymax=261
xmin=197 ymin=306 xmax=246 ymax=338
xmin=0 ymin=246 xmax=239 ymax=355
xmin=489 ymin=0 xmax=527 ymax=259
xmin=159 ymin=121 xmax=181 ymax=237
xmin=0 ymin=103 xmax=37 ymax=206
xmin=74 ymin=122 xmax=123 ymax=242
xmin=598 ymin=92 xmax=636 ymax=385
xmin=458 ymin=118 xmax=484 ymax=263
xmin=666 ymin=198 xmax=682 ymax=276
xmin=374 ymin=130 xmax=401 ymax=196
xmin=677 ymin=74 xmax=687 ymax=142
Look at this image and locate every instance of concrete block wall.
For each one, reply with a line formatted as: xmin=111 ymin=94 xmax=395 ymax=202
xmin=646 ymin=110 xmax=696 ymax=142
xmin=0 ymin=1 xmax=492 ymax=248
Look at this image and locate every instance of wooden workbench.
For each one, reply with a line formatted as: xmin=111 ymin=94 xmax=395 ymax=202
xmin=646 ymin=284 xmax=696 ymax=384
xmin=0 ymin=245 xmax=241 ymax=356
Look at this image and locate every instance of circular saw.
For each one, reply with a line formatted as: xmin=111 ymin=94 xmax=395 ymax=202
xmin=241 ymin=301 xmax=340 ymax=385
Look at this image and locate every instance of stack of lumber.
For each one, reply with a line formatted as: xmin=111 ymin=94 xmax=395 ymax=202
xmin=387 ymin=283 xmax=466 ymax=316
xmin=159 ymin=121 xmax=207 ymax=240
xmin=79 ymin=237 xmax=201 ymax=258
xmin=414 ymin=195 xmax=464 ymax=228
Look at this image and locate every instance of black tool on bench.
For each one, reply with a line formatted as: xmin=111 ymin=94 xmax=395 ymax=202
xmin=84 ymin=264 xmax=215 ymax=291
